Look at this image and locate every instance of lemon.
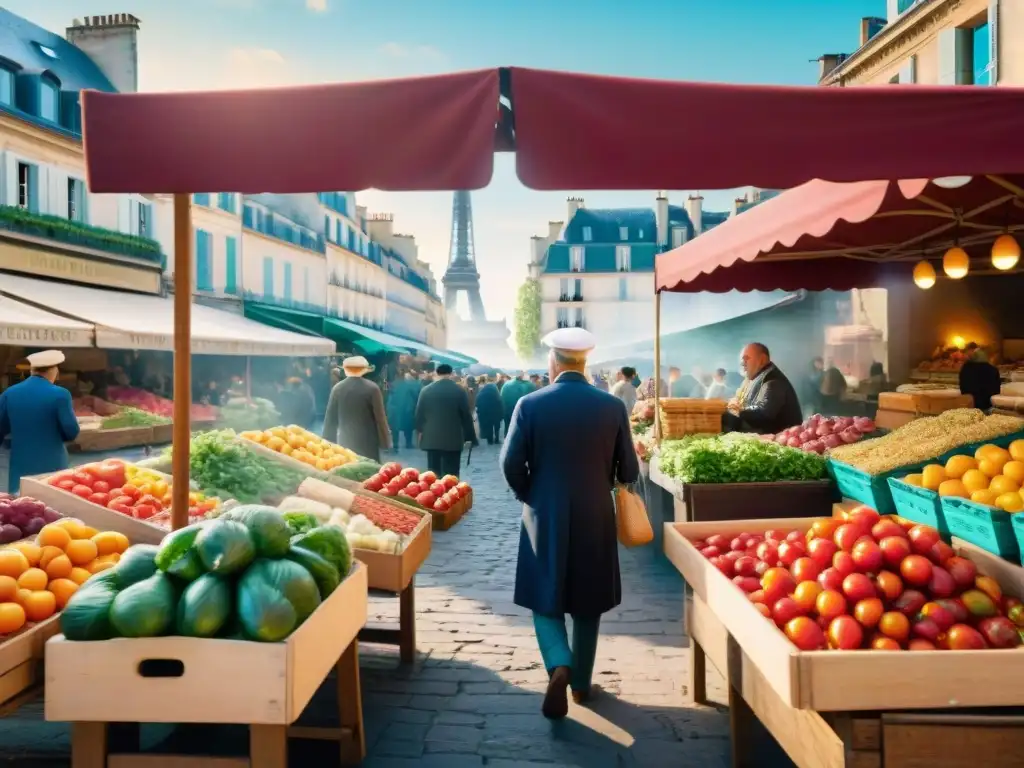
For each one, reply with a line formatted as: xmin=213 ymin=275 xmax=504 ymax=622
xmin=995 ymin=492 xmax=1024 ymax=513
xmin=1002 ymin=460 xmax=1024 ymax=485
xmin=989 ymin=475 xmax=1021 ymax=496
xmin=971 ymin=489 xmax=999 ymax=506
xmin=904 ymin=473 xmax=924 ymax=487
xmin=961 ymin=468 xmax=991 ymax=494
xmin=1010 ymin=439 xmax=1024 ymax=462
xmin=938 ymin=479 xmax=969 ymax=498
xmin=921 ymin=464 xmax=947 ymax=491
xmin=979 ymin=456 xmax=1009 ymax=478
xmin=944 ymin=454 xmax=977 ymax=479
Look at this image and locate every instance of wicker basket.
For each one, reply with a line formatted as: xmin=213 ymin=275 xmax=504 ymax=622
xmin=659 ymin=398 xmax=726 ymax=438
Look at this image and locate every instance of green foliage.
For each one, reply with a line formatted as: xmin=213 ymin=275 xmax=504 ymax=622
xmin=513 ymin=278 xmax=541 ymax=361
xmin=0 ymin=205 xmax=163 ymax=263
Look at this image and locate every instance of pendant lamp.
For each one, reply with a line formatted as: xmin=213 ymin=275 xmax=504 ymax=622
xmin=913 ymin=260 xmax=936 ymax=289
xmin=991 ymin=233 xmax=1020 ymax=271
xmin=942 ymin=246 xmax=969 ymax=279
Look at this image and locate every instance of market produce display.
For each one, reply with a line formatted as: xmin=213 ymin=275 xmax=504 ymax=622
xmin=100 ymin=407 xmax=171 ymax=429
xmin=691 ymin=506 xmax=1024 ymax=651
xmin=217 ymin=396 xmax=279 ymax=432
xmin=0 ymin=517 xmax=131 ymax=635
xmin=765 ymin=414 xmax=876 ymax=455
xmin=45 ymin=460 xmax=222 ymax=524
xmin=107 ymin=385 xmax=217 ymax=422
xmin=830 ymin=409 xmax=1024 ymax=475
xmin=239 ymin=425 xmax=361 ymax=472
xmin=631 ymin=400 xmax=655 ymax=435
xmin=72 ymin=396 xmax=120 ymax=419
xmin=658 ymin=433 xmax=828 ymax=484
xmin=0 ymin=493 xmax=61 ymax=541
xmin=60 ymin=508 xmax=352 ymax=642
xmin=361 ymin=463 xmax=472 ymax=513
xmin=166 ymin=430 xmax=306 ymax=506
xmin=902 ymin=440 xmax=1024 ymax=513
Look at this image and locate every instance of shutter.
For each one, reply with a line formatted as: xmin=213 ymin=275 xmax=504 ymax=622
xmin=955 ymin=28 xmax=973 ymax=83
xmin=27 ymin=164 xmax=38 ymax=213
xmin=937 ymin=28 xmax=957 ymax=84
xmin=898 ymin=55 xmax=917 ymax=84
xmin=989 ymin=0 xmax=999 ymax=85
xmin=81 ymin=183 xmax=90 ymax=224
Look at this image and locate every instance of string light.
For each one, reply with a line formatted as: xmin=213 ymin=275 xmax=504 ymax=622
xmin=991 ymin=234 xmax=1020 ymax=271
xmin=942 ymin=246 xmax=969 ymax=279
xmin=913 ymin=260 xmax=936 ymax=289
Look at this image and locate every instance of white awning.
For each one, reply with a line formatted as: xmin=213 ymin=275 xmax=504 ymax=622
xmin=0 ymin=295 xmax=94 ymax=348
xmin=0 ymin=275 xmax=335 ymax=357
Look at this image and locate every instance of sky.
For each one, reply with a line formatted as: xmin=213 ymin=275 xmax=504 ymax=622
xmin=9 ymin=0 xmax=885 ymax=321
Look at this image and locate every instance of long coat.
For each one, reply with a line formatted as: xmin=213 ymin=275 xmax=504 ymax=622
xmin=475 ymin=383 xmax=502 ymax=426
xmin=500 ymin=371 xmax=639 ymax=618
xmin=322 ymin=376 xmax=391 ymax=462
xmin=0 ymin=376 xmax=81 ymax=494
xmin=735 ymin=363 xmax=803 ymax=434
xmin=386 ymin=378 xmax=418 ymax=434
xmin=500 ymin=378 xmax=529 ymax=420
xmin=416 ymin=378 xmax=476 ymax=452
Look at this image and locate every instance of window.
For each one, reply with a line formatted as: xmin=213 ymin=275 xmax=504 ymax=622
xmin=0 ymin=69 xmax=13 ymax=106
xmin=67 ymin=179 xmax=83 ymax=222
xmin=262 ymin=257 xmax=274 ymax=298
xmin=637 ymin=228 xmax=644 ymax=239
xmin=938 ymin=27 xmax=974 ymax=84
xmin=570 ymin=246 xmax=585 ymax=272
xmin=897 ymin=0 xmax=920 ymax=13
xmin=138 ymin=202 xmax=151 ymax=237
xmin=973 ymin=22 xmax=993 ymax=85
xmin=573 ymin=278 xmax=583 ymax=300
xmin=193 ymin=193 xmax=211 ymax=207
xmin=17 ymin=163 xmax=36 ymax=212
xmin=39 ymin=80 xmax=58 ymax=122
xmin=618 ymin=278 xmax=628 ymax=301
xmin=559 ymin=277 xmax=569 ymax=300
xmin=283 ymin=263 xmax=293 ymax=302
xmin=619 ymin=226 xmax=629 ymax=241
xmin=217 ymin=193 xmax=236 ymax=214
xmin=36 ymin=43 xmax=58 ymax=59
xmin=581 ymin=226 xmax=592 ymax=242
xmin=616 ymin=245 xmax=631 ymax=271
xmin=195 ymin=230 xmax=213 ymax=291
xmin=225 ymin=237 xmax=238 ymax=294
xmin=556 ymin=307 xmax=569 ymax=327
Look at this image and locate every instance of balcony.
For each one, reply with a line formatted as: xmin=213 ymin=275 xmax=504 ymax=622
xmin=556 ymin=319 xmax=586 ymax=329
xmin=0 ymin=205 xmax=163 ymax=263
xmin=328 ymin=272 xmax=384 ymax=299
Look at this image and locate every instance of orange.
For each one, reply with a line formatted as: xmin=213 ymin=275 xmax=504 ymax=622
xmin=1002 ymin=460 xmax=1024 ymax=485
xmin=938 ymin=479 xmax=969 ymax=498
xmin=21 ymin=590 xmax=56 ymax=622
xmin=961 ymin=469 xmax=991 ymax=494
xmin=996 ymin=492 xmax=1024 ymax=513
xmin=36 ymin=524 xmax=71 ymax=550
xmin=8 ymin=542 xmax=41 ymax=567
xmin=68 ymin=567 xmax=92 ymax=586
xmin=16 ymin=568 xmax=47 ymax=591
xmin=44 ymin=554 xmax=73 ymax=581
xmin=77 ymin=525 xmax=99 ymax=540
xmin=971 ymin=489 xmax=999 ymax=506
xmin=0 ymin=575 xmax=18 ymax=602
xmin=14 ymin=588 xmax=31 ymax=606
xmin=921 ymin=464 xmax=947 ymax=491
xmin=65 ymin=539 xmax=98 ymax=567
xmin=87 ymin=559 xmax=115 ymax=575
xmin=91 ymin=531 xmax=129 ymax=556
xmin=1010 ymin=439 xmax=1024 ymax=462
xmin=38 ymin=546 xmax=66 ymax=570
xmin=0 ymin=602 xmax=26 ymax=635
xmin=989 ymin=475 xmax=1021 ymax=496
xmin=93 ymin=554 xmax=120 ymax=567
xmin=47 ymin=578 xmax=79 ymax=609
xmin=977 ymin=444 xmax=1011 ymax=463
xmin=979 ymin=457 xmax=1009 ymax=479
xmin=944 ymin=455 xmax=977 ymax=480
xmin=0 ymin=550 xmax=29 ymax=579
xmin=903 ymin=473 xmax=923 ymax=487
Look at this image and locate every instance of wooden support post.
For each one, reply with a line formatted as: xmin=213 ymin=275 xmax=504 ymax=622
xmin=338 ymin=640 xmax=366 ymax=765
xmin=684 ymin=589 xmax=707 ymax=706
xmin=653 ymin=289 xmax=662 ymax=442
xmin=71 ymin=722 xmax=108 ymax=768
xmin=399 ymin=580 xmax=416 ymax=664
xmin=171 ymin=193 xmax=193 ymax=532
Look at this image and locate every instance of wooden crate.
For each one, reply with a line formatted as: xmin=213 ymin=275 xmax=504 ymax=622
xmin=239 ymin=436 xmax=333 ymax=481
xmin=151 ymin=423 xmax=173 ymax=444
xmin=72 ymin=426 xmax=155 ymax=453
xmin=878 ymin=391 xmax=973 ymax=415
xmin=20 ymin=476 xmax=168 ymax=545
xmin=0 ymin=615 xmax=61 ymax=709
xmin=45 ymin=561 xmax=368 ymax=724
xmin=665 ymin=517 xmax=1024 ymax=711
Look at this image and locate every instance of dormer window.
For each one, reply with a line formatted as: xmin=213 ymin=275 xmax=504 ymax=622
xmin=581 ymin=226 xmax=592 ymax=242
xmin=0 ymin=69 xmax=12 ymax=107
xmin=39 ymin=79 xmax=58 ymax=122
xmin=36 ymin=44 xmax=58 ymax=60
xmin=619 ymin=226 xmax=629 ymax=241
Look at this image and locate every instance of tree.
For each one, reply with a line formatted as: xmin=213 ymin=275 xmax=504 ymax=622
xmin=513 ymin=278 xmax=541 ymax=361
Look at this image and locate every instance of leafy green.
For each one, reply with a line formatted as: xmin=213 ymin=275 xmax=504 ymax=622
xmin=101 ymin=406 xmax=171 ymax=429
xmin=658 ymin=434 xmax=828 ymax=484
xmin=282 ymin=511 xmax=318 ymax=535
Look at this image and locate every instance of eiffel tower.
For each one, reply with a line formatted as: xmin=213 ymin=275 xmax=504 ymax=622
xmin=442 ymin=191 xmax=486 ymax=322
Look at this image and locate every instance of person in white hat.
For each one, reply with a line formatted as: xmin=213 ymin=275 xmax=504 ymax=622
xmin=0 ymin=350 xmax=80 ymax=493
xmin=499 ymin=326 xmax=640 ymax=719
xmin=321 ymin=355 xmax=391 ymax=461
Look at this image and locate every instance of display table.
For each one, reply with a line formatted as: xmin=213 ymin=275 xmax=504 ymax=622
xmin=45 ymin=562 xmax=370 ymax=768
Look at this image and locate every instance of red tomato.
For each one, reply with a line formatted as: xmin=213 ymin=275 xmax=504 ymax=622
xmin=134 ymin=504 xmax=157 ymax=520
xmin=442 ymin=475 xmax=459 ymax=489
xmin=878 ymin=611 xmax=911 ymax=642
xmin=420 ymin=471 xmax=437 ymax=485
xmin=48 ymin=472 xmax=73 ymax=487
xmin=88 ymin=492 xmax=111 ymax=507
xmin=56 ymin=478 xmax=77 ymax=491
xmin=71 ymin=484 xmax=93 ymax=499
xmin=91 ymin=480 xmax=111 ymax=494
xmin=119 ymin=484 xmax=140 ymax=500
xmin=137 ymin=494 xmax=163 ymax=510
xmin=72 ymin=471 xmax=95 ymax=488
xmin=827 ymin=615 xmax=864 ymax=651
xmin=108 ymin=502 xmax=132 ymax=516
xmin=108 ymin=495 xmax=134 ymax=509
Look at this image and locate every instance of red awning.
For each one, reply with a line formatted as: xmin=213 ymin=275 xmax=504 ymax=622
xmin=656 ymin=175 xmax=1024 ymax=293
xmin=82 ymin=69 xmax=500 ymax=193
xmin=510 ymin=68 xmax=1024 ymax=190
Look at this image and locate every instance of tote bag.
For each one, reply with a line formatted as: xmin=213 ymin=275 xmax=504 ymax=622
xmin=614 ymin=484 xmax=654 ymax=547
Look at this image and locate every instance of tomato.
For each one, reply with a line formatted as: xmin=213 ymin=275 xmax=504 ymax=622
xmin=833 ymin=523 xmax=866 ymax=551
xmin=420 ymin=471 xmax=437 ymax=485
xmin=88 ymin=492 xmax=111 ymax=507
xmin=119 ymin=484 xmax=140 ymax=500
xmin=72 ymin=471 xmax=95 ymax=488
xmin=93 ymin=461 xmax=127 ymax=487
xmin=134 ymin=504 xmax=157 ymax=520
xmin=869 ymin=634 xmax=901 ymax=651
xmin=784 ymin=616 xmax=827 ymax=650
xmin=853 ymin=597 xmax=883 ymax=628
xmin=137 ymin=494 xmax=163 ymax=509
xmin=91 ymin=480 xmax=111 ymax=494
xmin=108 ymin=495 xmax=134 ymax=509
xmin=761 ymin=567 xmax=796 ymax=605
xmin=71 ymin=484 xmax=93 ymax=499
xmin=442 ymin=475 xmax=459 ymax=489
xmin=56 ymin=478 xmax=77 ymax=491
xmin=48 ymin=472 xmax=73 ymax=487
xmin=810 ymin=518 xmax=840 ymax=540
xmin=108 ymin=502 xmax=132 ymax=516
xmin=874 ymin=571 xmax=903 ymax=602
xmin=899 ymin=555 xmax=933 ymax=587
xmin=792 ymin=581 xmax=822 ymax=613
xmin=827 ymin=615 xmax=864 ymax=650
xmin=878 ymin=611 xmax=910 ymax=642
xmin=790 ymin=557 xmax=820 ymax=584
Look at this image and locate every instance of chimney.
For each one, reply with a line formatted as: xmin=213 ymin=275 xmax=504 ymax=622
xmin=547 ymin=220 xmax=563 ymax=241
xmin=367 ymin=212 xmax=394 ymax=242
xmin=566 ymin=196 xmax=584 ymax=220
xmin=860 ymin=17 xmax=886 ymax=46
xmin=817 ymin=54 xmax=848 ymax=81
xmin=732 ymin=196 xmax=748 ymax=217
xmin=655 ymin=191 xmax=669 ymax=248
xmin=886 ymin=0 xmax=899 ymax=22
xmin=686 ymin=194 xmax=704 ymax=237
xmin=66 ymin=13 xmax=141 ymax=93
xmin=530 ymin=235 xmax=547 ymax=265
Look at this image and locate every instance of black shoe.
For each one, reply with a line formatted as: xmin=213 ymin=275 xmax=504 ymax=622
xmin=542 ymin=666 xmax=570 ymax=720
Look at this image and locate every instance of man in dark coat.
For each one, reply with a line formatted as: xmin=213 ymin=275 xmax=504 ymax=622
xmin=415 ymin=364 xmax=477 ymax=477
xmin=475 ymin=376 xmax=502 ymax=445
xmin=959 ymin=347 xmax=1001 ymax=412
xmin=322 ymin=356 xmax=391 ymax=462
xmin=723 ymin=342 xmax=803 ymax=434
xmin=0 ymin=350 xmax=80 ymax=494
xmin=500 ymin=327 xmax=639 ymax=720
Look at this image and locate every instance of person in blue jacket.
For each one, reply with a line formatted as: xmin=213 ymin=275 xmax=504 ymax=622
xmin=500 ymin=327 xmax=640 ymax=720
xmin=0 ymin=350 xmax=81 ymax=494
xmin=386 ymin=370 xmax=419 ymax=451
xmin=500 ymin=372 xmax=531 ymax=438
xmin=475 ymin=375 xmax=502 ymax=444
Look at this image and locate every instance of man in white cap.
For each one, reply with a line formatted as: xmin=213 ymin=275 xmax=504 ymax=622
xmin=322 ymin=355 xmax=391 ymax=462
xmin=500 ymin=327 xmax=640 ymax=719
xmin=0 ymin=350 xmax=80 ymax=494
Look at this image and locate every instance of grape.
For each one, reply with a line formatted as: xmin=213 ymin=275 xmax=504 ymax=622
xmin=23 ymin=518 xmax=44 ymax=535
xmin=42 ymin=507 xmax=60 ymax=523
xmin=0 ymin=524 xmax=21 ymax=543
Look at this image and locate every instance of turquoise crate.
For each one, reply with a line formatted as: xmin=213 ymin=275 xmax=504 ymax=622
xmin=1013 ymin=515 xmax=1024 ymax=564
xmin=887 ymin=478 xmax=949 ymax=536
xmin=936 ymin=429 xmax=1024 ymax=463
xmin=828 ymin=460 xmax=924 ymax=515
xmin=941 ymin=496 xmax=1020 ymax=560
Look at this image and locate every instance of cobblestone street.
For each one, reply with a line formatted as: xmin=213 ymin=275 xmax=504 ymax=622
xmin=0 ymin=442 xmax=731 ymax=767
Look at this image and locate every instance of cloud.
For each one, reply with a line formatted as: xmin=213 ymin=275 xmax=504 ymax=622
xmin=220 ymin=47 xmax=294 ymax=89
xmin=379 ymin=42 xmax=444 ymax=60
xmin=306 ymin=0 xmax=328 ymax=11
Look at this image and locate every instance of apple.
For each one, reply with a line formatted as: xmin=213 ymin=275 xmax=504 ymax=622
xmin=442 ymin=475 xmax=459 ymax=489
xmin=420 ymin=471 xmax=437 ymax=485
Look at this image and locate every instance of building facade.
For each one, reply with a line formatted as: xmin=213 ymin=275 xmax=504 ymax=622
xmin=819 ymin=0 xmax=1011 ymax=86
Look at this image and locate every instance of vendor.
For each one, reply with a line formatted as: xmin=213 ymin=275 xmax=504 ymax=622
xmin=723 ymin=343 xmax=802 ymax=435
xmin=959 ymin=347 xmax=1001 ymax=412
xmin=0 ymin=350 xmax=81 ymax=494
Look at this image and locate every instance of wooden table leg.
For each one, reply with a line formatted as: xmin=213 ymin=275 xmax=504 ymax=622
xmin=338 ymin=640 xmax=366 ymax=766
xmin=684 ymin=589 xmax=707 ymax=706
xmin=728 ymin=685 xmax=756 ymax=768
xmin=399 ymin=580 xmax=416 ymax=664
xmin=71 ymin=722 xmax=108 ymax=768
xmin=250 ymin=724 xmax=288 ymax=768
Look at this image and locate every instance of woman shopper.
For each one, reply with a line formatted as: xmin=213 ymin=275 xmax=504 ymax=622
xmin=610 ymin=366 xmax=638 ymax=415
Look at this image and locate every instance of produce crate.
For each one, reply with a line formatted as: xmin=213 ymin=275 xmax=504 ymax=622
xmin=20 ymin=475 xmax=168 ymax=545
xmin=71 ymin=425 xmax=155 ymax=453
xmin=878 ymin=391 xmax=973 ymax=414
xmin=887 ymin=478 xmax=949 ymax=536
xmin=941 ymin=497 xmax=1020 ymax=560
xmin=0 ymin=615 xmax=61 ymax=708
xmin=433 ymin=490 xmax=472 ymax=531
xmin=151 ymin=422 xmax=173 ymax=444
xmin=663 ymin=517 xmax=1024 ymax=711
xmin=671 ymin=480 xmax=835 ymax=524
xmin=827 ymin=460 xmax=923 ymax=515
xmin=45 ymin=561 xmax=369 ymax=724
xmin=238 ymin=435 xmax=332 ymax=481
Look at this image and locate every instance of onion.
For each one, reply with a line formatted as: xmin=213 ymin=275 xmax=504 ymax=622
xmin=815 ymin=423 xmax=833 ymax=437
xmin=804 ymin=439 xmax=825 ymax=454
xmin=854 ymin=417 xmax=875 ymax=432
xmin=839 ymin=427 xmax=862 ymax=444
xmin=823 ymin=433 xmax=843 ymax=449
xmin=799 ymin=430 xmax=814 ymax=442
xmin=786 ymin=437 xmax=802 ymax=448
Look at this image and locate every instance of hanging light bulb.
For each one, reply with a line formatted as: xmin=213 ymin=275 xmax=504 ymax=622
xmin=932 ymin=176 xmax=973 ymax=190
xmin=942 ymin=246 xmax=969 ymax=279
xmin=913 ymin=260 xmax=937 ymax=289
xmin=991 ymin=233 xmax=1021 ymax=271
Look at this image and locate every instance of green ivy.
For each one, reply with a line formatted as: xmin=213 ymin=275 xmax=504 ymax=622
xmin=0 ymin=205 xmax=163 ymax=263
xmin=513 ymin=278 xmax=541 ymax=360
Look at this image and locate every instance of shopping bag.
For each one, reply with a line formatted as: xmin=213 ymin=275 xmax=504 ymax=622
xmin=614 ymin=484 xmax=654 ymax=547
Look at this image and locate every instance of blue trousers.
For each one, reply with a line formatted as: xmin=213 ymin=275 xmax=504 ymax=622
xmin=533 ymin=613 xmax=601 ymax=693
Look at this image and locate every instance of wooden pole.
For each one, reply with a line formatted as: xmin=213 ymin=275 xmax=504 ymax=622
xmin=653 ymin=289 xmax=662 ymax=443
xmin=171 ymin=194 xmax=192 ymax=531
